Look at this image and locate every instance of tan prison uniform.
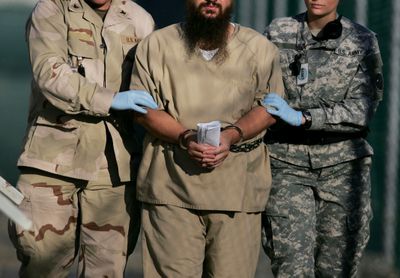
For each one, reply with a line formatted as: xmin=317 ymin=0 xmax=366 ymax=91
xmin=8 ymin=0 xmax=154 ymax=276
xmin=131 ymin=23 xmax=284 ymax=277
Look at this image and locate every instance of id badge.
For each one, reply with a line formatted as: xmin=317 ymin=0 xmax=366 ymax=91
xmin=297 ymin=63 xmax=309 ymax=85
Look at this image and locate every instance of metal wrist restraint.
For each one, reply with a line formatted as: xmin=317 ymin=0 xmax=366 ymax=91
xmin=222 ymin=124 xmax=244 ymax=144
xmin=178 ymin=129 xmax=196 ymax=150
xmin=178 ymin=125 xmax=262 ymax=153
xmin=222 ymin=124 xmax=262 ymax=153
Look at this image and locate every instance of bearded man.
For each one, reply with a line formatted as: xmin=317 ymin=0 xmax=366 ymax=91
xmin=130 ymin=0 xmax=284 ymax=277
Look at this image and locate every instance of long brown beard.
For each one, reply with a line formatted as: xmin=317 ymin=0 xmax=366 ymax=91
xmin=184 ymin=0 xmax=233 ymax=63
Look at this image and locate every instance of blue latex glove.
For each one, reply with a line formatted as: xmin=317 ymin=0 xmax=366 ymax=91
xmin=263 ymin=93 xmax=302 ymax=126
xmin=111 ymin=90 xmax=158 ymax=114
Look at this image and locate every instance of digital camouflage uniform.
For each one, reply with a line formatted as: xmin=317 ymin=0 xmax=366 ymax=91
xmin=8 ymin=0 xmax=154 ymax=277
xmin=263 ymin=13 xmax=383 ymax=278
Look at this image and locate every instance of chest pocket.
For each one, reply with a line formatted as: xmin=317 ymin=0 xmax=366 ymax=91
xmin=280 ymin=49 xmax=297 ymax=77
xmin=279 ymin=49 xmax=300 ymax=101
xmin=67 ymin=27 xmax=97 ymax=59
xmin=28 ymin=112 xmax=79 ymax=166
xmin=314 ymin=49 xmax=362 ymax=103
xmin=67 ymin=26 xmax=101 ymax=83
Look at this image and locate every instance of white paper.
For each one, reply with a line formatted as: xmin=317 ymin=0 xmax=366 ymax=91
xmin=197 ymin=121 xmax=221 ymax=147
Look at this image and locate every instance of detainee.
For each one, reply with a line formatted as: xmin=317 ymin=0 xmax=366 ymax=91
xmin=130 ymin=0 xmax=284 ymax=277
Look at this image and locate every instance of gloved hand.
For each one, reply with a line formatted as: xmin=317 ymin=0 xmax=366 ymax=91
xmin=111 ymin=90 xmax=158 ymax=114
xmin=263 ymin=93 xmax=302 ymax=126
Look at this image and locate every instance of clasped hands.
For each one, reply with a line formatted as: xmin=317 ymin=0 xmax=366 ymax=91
xmin=183 ymin=131 xmax=233 ymax=169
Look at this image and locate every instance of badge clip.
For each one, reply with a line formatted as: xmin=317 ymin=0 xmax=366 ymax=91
xmin=297 ymin=63 xmax=309 ymax=85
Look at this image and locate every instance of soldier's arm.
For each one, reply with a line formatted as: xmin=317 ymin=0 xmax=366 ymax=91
xmin=307 ymin=35 xmax=384 ymax=133
xmin=28 ymin=0 xmax=114 ymax=116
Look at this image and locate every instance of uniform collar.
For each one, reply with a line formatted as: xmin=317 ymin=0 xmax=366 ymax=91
xmin=103 ymin=0 xmax=134 ymax=28
xmin=296 ymin=12 xmax=353 ymax=50
xmin=68 ymin=0 xmax=133 ymax=28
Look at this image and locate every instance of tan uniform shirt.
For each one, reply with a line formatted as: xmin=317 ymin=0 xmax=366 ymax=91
xmin=18 ymin=0 xmax=154 ymax=181
xmin=131 ymin=24 xmax=284 ymax=212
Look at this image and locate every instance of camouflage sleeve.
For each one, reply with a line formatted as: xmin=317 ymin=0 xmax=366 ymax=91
xmin=28 ymin=0 xmax=114 ymax=116
xmin=308 ymin=35 xmax=384 ymax=132
xmin=263 ymin=21 xmax=287 ymax=98
xmin=263 ymin=18 xmax=283 ymax=41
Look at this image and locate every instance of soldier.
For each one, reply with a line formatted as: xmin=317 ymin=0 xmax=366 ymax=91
xmin=8 ymin=0 xmax=156 ymax=277
xmin=130 ymin=0 xmax=284 ymax=276
xmin=262 ymin=0 xmax=383 ymax=277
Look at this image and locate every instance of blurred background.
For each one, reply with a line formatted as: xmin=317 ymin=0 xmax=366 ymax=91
xmin=0 ymin=0 xmax=399 ymax=277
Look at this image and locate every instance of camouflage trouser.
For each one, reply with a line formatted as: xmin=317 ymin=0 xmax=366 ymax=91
xmin=8 ymin=167 xmax=140 ymax=278
xmin=141 ymin=204 xmax=261 ymax=278
xmin=262 ymin=157 xmax=372 ymax=278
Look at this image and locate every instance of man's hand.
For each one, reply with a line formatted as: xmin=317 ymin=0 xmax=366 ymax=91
xmin=183 ymin=133 xmax=217 ymax=167
xmin=111 ymin=90 xmax=158 ymax=114
xmin=263 ymin=93 xmax=302 ymax=126
xmin=200 ymin=131 xmax=234 ymax=169
xmin=182 ymin=132 xmax=227 ymax=169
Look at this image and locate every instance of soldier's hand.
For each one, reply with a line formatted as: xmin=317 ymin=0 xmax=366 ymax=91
xmin=263 ymin=93 xmax=302 ymax=126
xmin=111 ymin=90 xmax=158 ymax=114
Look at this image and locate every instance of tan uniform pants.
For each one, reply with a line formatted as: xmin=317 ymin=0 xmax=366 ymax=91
xmin=141 ymin=204 xmax=261 ymax=278
xmin=8 ymin=167 xmax=140 ymax=278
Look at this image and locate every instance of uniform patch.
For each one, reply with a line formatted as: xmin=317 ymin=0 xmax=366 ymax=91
xmin=336 ymin=49 xmax=363 ymax=56
xmin=121 ymin=35 xmax=141 ymax=44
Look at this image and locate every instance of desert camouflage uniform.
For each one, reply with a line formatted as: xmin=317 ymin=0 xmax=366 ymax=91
xmin=262 ymin=13 xmax=383 ymax=278
xmin=8 ymin=0 xmax=154 ymax=277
